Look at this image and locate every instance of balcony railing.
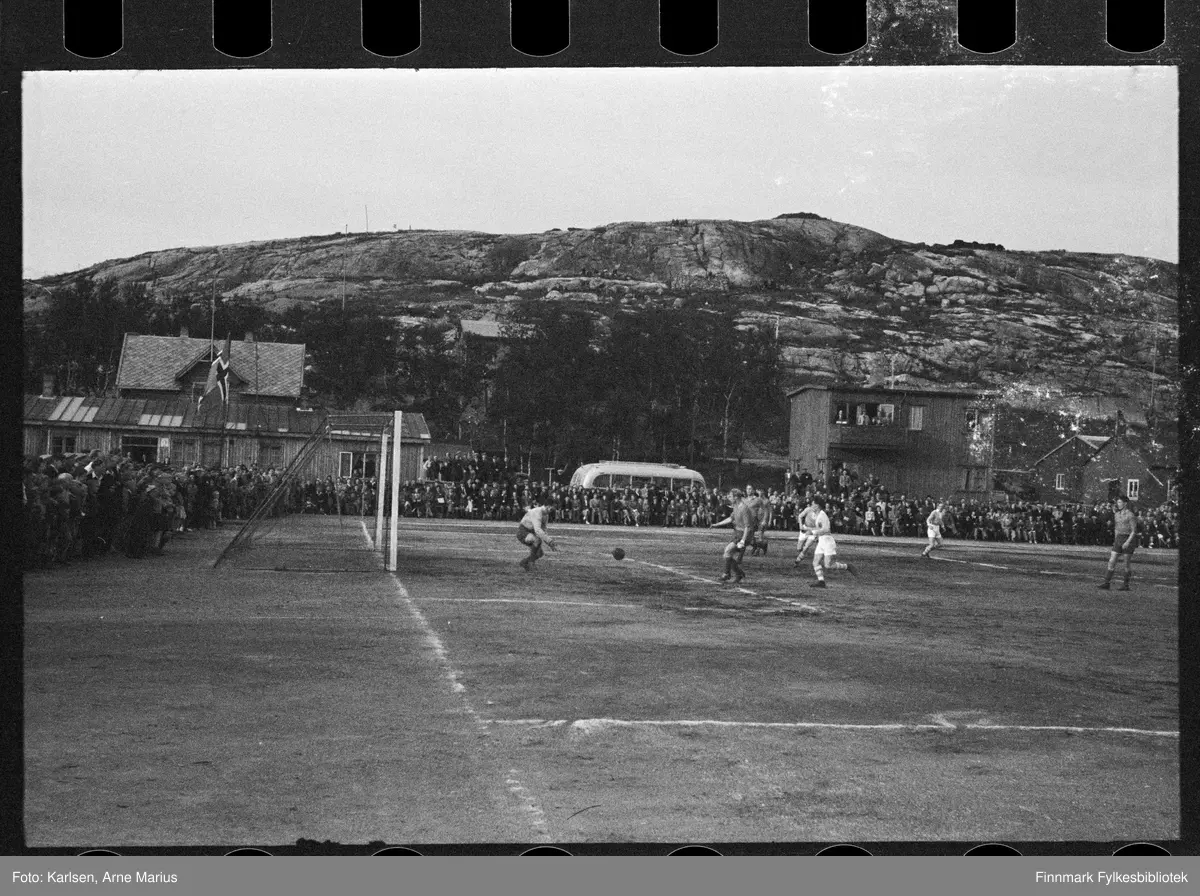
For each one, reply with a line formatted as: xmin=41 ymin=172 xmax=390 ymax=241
xmin=828 ymin=422 xmax=907 ymax=449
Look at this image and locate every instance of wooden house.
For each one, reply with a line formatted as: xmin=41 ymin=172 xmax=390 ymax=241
xmin=24 ymin=331 xmax=431 ymax=481
xmin=787 ymin=384 xmax=993 ymax=500
xmin=1027 ymin=434 xmax=1171 ymax=506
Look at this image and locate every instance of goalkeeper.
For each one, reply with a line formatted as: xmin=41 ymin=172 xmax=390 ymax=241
xmin=517 ymin=499 xmax=557 ymax=572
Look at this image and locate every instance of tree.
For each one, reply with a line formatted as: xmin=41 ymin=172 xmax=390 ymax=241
xmin=489 ymin=300 xmax=601 ymax=469
xmin=296 ymin=302 xmax=397 ymax=408
xmin=597 ymin=303 xmax=785 ymax=464
xmin=27 ymin=277 xmax=154 ymax=395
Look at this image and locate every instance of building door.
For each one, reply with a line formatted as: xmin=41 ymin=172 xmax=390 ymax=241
xmin=202 ymin=439 xmax=223 ymax=469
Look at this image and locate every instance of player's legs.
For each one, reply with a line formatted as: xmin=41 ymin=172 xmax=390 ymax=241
xmin=1098 ymin=548 xmax=1121 ymax=588
xmin=811 ymin=546 xmax=829 ymax=585
xmin=1102 ymin=543 xmax=1135 ymax=590
xmin=1120 ymin=550 xmax=1133 ymax=590
xmin=520 ymin=531 xmax=542 ymax=571
xmin=724 ymin=542 xmax=744 ymax=585
xmin=796 ymin=533 xmax=816 ymax=562
xmin=721 ymin=540 xmax=737 ymax=581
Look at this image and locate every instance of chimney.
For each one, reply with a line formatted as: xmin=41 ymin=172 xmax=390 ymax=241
xmin=179 ymin=324 xmax=189 ymax=338
xmin=41 ymin=372 xmax=55 ymax=398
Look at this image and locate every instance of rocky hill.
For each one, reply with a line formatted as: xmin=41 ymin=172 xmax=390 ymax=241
xmin=25 ymin=214 xmax=1178 ymax=425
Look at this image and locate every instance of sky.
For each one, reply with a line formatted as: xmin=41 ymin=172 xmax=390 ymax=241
xmin=22 ymin=66 xmax=1177 ymax=278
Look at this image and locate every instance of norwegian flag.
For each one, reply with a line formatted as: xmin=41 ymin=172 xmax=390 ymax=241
xmin=199 ymin=334 xmax=232 ymax=409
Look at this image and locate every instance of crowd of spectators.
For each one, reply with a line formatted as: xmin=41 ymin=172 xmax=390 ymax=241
xmin=22 ymin=451 xmax=292 ymax=569
xmin=25 ymin=450 xmax=1179 ymax=571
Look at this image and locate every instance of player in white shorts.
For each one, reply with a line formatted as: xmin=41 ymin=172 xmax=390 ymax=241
xmin=808 ymin=498 xmax=856 ymax=588
xmin=921 ymin=503 xmax=946 ymax=558
xmin=795 ymin=499 xmax=820 ymax=565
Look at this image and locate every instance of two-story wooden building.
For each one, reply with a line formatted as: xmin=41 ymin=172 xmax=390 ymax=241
xmin=23 ymin=332 xmax=431 ymax=480
xmin=1026 ymin=434 xmax=1172 ymax=506
xmin=787 ymin=384 xmax=994 ymax=500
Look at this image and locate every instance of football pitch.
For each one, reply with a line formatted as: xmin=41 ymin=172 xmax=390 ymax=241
xmin=23 ymin=516 xmax=1179 ymax=848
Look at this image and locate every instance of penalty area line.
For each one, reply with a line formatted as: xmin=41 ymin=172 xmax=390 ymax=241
xmin=927 ymin=554 xmax=1176 ymax=589
xmin=486 ymin=718 xmax=1178 ymax=738
xmin=415 ymin=597 xmax=642 ymax=610
xmin=632 ymin=558 xmax=809 ymax=608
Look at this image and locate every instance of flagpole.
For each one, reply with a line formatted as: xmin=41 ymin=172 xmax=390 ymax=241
xmin=210 ymin=281 xmax=216 ymax=350
xmin=220 ymin=333 xmax=231 ymax=468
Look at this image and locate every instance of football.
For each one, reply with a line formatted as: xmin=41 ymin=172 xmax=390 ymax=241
xmin=612 ymin=548 xmax=626 ymax=560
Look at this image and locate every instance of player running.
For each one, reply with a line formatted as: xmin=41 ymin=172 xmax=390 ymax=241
xmin=516 ymin=499 xmax=557 ymax=571
xmin=1097 ymin=495 xmax=1138 ymax=591
xmin=795 ymin=499 xmax=820 ymax=565
xmin=808 ymin=498 xmax=856 ymax=588
xmin=921 ymin=503 xmax=947 ymax=558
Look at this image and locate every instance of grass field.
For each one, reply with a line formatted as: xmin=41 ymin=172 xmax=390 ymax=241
xmin=23 ymin=515 xmax=1179 ymax=849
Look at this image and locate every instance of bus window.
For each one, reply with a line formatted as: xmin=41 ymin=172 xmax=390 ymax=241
xmin=652 ymin=476 xmax=671 ymax=488
xmin=592 ymin=474 xmax=610 ymax=488
xmin=630 ymin=476 xmax=651 ymax=488
xmin=612 ymin=474 xmax=631 ymax=488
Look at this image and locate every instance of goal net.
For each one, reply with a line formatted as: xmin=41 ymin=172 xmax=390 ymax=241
xmin=213 ymin=412 xmax=406 ymax=573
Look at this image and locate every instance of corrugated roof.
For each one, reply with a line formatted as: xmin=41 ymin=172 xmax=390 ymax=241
xmin=24 ymin=395 xmax=430 ymax=442
xmin=786 ymin=384 xmax=984 ymax=400
xmin=115 ymin=334 xmax=305 ymax=398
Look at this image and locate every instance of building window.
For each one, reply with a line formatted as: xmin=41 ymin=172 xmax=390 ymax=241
xmin=48 ymin=432 xmax=77 ymax=455
xmin=1055 ymin=472 xmax=1067 ymax=491
xmin=259 ymin=441 xmax=283 ymax=470
xmin=851 ymin=402 xmax=894 ymax=426
xmin=908 ymin=406 xmax=925 ymax=431
xmin=121 ymin=434 xmax=160 ymax=464
xmin=834 ymin=402 xmax=851 ymax=425
xmin=339 ymin=451 xmax=379 ymax=479
xmin=174 ymin=438 xmax=199 ymax=466
xmin=877 ymin=403 xmax=895 ymax=425
xmin=1127 ymin=479 xmax=1140 ymax=500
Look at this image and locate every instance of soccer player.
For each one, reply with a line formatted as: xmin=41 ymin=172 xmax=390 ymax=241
xmin=795 ymin=499 xmax=819 ymax=565
xmin=713 ymin=488 xmax=755 ymax=583
xmin=921 ymin=502 xmax=947 ymax=558
xmin=808 ymin=497 xmax=855 ymax=587
xmin=1097 ymin=495 xmax=1138 ymax=591
xmin=516 ymin=499 xmax=556 ymax=571
xmin=748 ymin=487 xmax=773 ymax=556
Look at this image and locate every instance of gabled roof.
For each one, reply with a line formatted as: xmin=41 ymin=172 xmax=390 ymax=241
xmin=1076 ymin=435 xmax=1111 ymax=451
xmin=1031 ymin=434 xmax=1110 ymax=469
xmin=115 ymin=334 xmax=306 ymax=398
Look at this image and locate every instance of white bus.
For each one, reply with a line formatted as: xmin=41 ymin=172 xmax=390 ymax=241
xmin=568 ymin=461 xmax=707 ymax=491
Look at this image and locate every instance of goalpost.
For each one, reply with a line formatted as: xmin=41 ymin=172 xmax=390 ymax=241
xmin=372 ymin=410 xmax=403 ymax=571
xmin=213 ymin=410 xmax=405 ymax=573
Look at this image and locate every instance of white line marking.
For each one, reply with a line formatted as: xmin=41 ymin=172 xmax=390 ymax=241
xmin=414 ymin=597 xmax=641 ymax=609
xmin=928 ymin=554 xmax=1176 ymax=588
xmin=632 ymin=558 xmax=810 ymax=608
xmin=487 ymin=717 xmax=1178 ymax=738
xmin=372 ymin=531 xmax=551 ymax=841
